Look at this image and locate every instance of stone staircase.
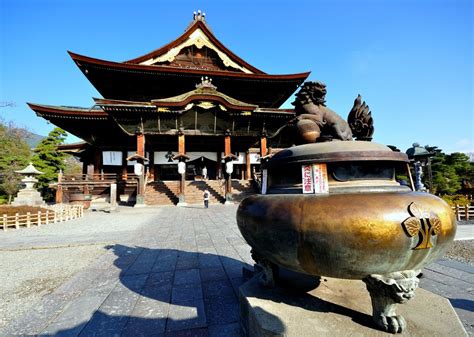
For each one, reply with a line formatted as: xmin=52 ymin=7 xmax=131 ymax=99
xmin=144 ymin=179 xmax=258 ymax=205
xmin=145 ymin=181 xmax=179 ymax=205
xmin=184 ymin=180 xmax=225 ymax=204
xmin=232 ymin=180 xmax=258 ymax=202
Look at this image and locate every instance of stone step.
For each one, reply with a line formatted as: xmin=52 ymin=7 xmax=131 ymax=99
xmin=144 ymin=180 xmax=257 ymax=205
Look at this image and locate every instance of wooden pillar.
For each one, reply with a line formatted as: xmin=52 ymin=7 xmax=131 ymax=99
xmin=178 ymin=133 xmax=185 ymax=155
xmin=137 ymin=133 xmax=145 ymax=157
xmin=216 ymin=151 xmax=222 ymax=180
xmin=177 ymin=130 xmax=186 ymax=205
xmin=224 ymin=130 xmax=232 ymax=201
xmin=134 ymin=133 xmax=146 ymax=206
xmin=55 ymin=171 xmax=63 ymax=204
xmin=121 ymin=150 xmax=128 ymax=180
xmin=245 ymin=151 xmax=251 ymax=180
xmin=148 ymin=150 xmax=155 ymax=181
xmin=93 ymin=148 xmax=101 ymax=175
xmin=260 ymin=135 xmax=267 ymax=157
xmin=82 ymin=160 xmax=88 ymax=175
xmin=224 ymin=133 xmax=231 ymax=157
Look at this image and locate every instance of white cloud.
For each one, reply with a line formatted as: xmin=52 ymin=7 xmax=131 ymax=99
xmin=446 ymin=138 xmax=474 ymax=154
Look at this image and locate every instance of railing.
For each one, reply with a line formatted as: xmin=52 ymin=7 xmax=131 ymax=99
xmin=452 ymin=204 xmax=474 ymax=221
xmin=1 ymin=204 xmax=84 ymax=231
xmin=61 ymin=173 xmax=118 ymax=182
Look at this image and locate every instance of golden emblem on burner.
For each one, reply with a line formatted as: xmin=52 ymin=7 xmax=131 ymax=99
xmin=402 ymin=202 xmax=441 ymax=249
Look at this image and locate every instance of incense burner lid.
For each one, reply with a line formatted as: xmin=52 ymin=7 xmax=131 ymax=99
xmin=265 ymin=141 xmax=408 ymax=168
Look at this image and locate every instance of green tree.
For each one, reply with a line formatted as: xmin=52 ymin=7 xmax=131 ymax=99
xmin=445 ymin=152 xmax=474 ymax=193
xmin=0 ymin=120 xmax=31 ymax=203
xmin=431 ymin=163 xmax=461 ymax=194
xmin=427 ymin=149 xmax=473 ymax=195
xmin=31 ymin=128 xmax=68 ymax=201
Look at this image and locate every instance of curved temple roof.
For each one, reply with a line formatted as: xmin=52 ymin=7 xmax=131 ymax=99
xmin=125 ymin=15 xmax=264 ymax=74
xmin=68 ymin=13 xmax=310 ymax=108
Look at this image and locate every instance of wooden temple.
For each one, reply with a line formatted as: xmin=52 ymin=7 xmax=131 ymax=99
xmin=28 ymin=11 xmax=310 ymax=206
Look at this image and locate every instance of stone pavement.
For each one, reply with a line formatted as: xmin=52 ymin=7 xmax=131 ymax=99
xmin=1 ymin=205 xmax=473 ymax=336
xmin=456 ymin=223 xmax=474 ymax=240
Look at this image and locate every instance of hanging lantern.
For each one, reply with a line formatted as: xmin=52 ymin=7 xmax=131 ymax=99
xmin=178 ymin=161 xmax=186 ymax=175
xmin=225 ymin=161 xmax=233 ymax=174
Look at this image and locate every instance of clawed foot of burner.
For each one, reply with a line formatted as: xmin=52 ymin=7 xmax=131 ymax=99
xmin=258 ymin=259 xmax=276 ymax=288
xmin=374 ymin=313 xmax=406 ymax=334
xmin=363 ymin=270 xmax=420 ymax=334
xmin=252 ymin=249 xmax=277 ymax=288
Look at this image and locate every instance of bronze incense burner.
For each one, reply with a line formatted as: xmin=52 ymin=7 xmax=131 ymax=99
xmin=237 ymin=141 xmax=456 ymax=333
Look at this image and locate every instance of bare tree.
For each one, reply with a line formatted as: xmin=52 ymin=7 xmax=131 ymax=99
xmin=0 ymin=102 xmax=16 ymax=108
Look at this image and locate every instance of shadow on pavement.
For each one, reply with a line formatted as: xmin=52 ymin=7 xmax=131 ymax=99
xmin=45 ymin=244 xmax=257 ymax=336
xmin=449 ymin=298 xmax=474 ymax=312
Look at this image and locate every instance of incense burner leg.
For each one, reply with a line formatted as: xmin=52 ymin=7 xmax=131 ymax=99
xmin=363 ymin=270 xmax=420 ymax=334
xmin=251 ymin=249 xmax=277 ymax=288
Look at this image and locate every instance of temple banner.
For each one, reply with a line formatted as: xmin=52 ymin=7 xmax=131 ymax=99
xmin=154 ymin=151 xmax=177 ymax=165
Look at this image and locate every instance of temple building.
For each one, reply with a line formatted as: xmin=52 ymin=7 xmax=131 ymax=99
xmin=28 ymin=11 xmax=310 ymax=205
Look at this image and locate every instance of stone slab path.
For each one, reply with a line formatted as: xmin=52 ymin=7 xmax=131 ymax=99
xmin=0 ymin=205 xmax=472 ymax=336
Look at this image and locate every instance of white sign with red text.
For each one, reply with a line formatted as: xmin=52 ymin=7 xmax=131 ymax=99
xmin=301 ymin=165 xmax=314 ymax=194
xmin=312 ymin=163 xmax=329 ymax=194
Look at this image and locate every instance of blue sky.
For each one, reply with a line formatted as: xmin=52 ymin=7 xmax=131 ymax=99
xmin=1 ymin=0 xmax=472 ymax=153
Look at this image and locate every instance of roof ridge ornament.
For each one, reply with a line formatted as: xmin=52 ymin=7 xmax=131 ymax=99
xmin=196 ymin=76 xmax=217 ymax=90
xmin=185 ymin=9 xmax=210 ymax=32
xmin=193 ymin=10 xmax=206 ymax=22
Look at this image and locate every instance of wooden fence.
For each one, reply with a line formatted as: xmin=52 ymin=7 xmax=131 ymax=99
xmin=451 ymin=204 xmax=474 ymax=221
xmin=1 ymin=204 xmax=84 ymax=231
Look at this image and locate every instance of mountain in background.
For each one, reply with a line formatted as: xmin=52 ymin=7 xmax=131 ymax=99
xmin=24 ymin=131 xmax=44 ymax=148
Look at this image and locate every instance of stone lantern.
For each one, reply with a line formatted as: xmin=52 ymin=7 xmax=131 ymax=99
xmin=12 ymin=162 xmax=46 ymax=206
xmin=406 ymin=143 xmax=435 ymax=192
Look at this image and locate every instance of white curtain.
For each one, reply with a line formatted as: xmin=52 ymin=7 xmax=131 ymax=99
xmin=187 ymin=152 xmax=218 ymax=162
xmin=220 ymin=152 xmax=259 ymax=164
xmin=102 ymin=151 xmax=122 ymax=166
xmin=249 ymin=153 xmax=261 ymax=164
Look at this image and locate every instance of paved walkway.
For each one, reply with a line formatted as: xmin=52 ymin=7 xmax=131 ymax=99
xmin=456 ymin=223 xmax=474 ymax=240
xmin=1 ymin=205 xmax=472 ymax=336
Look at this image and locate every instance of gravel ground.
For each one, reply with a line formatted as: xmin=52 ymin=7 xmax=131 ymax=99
xmin=0 ymin=244 xmax=106 ymax=330
xmin=0 ymin=206 xmax=162 ymax=330
xmin=443 ymin=239 xmax=474 ymax=265
xmin=0 ymin=207 xmax=162 ymax=249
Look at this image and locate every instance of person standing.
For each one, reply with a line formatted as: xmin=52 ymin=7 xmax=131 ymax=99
xmin=202 ymin=166 xmax=208 ymax=180
xmin=203 ymin=189 xmax=210 ymax=208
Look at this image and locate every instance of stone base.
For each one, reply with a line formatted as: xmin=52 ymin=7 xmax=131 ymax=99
xmin=12 ymin=189 xmax=45 ymax=206
xmin=240 ymin=276 xmax=467 ymax=337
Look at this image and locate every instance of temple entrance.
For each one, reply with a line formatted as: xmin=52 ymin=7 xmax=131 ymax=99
xmin=186 ymin=157 xmax=217 ymax=180
xmin=155 ymin=164 xmax=180 ymax=181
